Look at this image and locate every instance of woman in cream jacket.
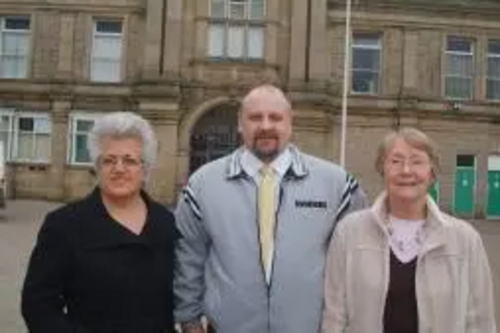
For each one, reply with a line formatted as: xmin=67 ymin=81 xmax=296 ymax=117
xmin=321 ymin=127 xmax=496 ymax=333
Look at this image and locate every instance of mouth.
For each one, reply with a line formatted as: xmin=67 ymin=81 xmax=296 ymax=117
xmin=256 ymin=136 xmax=278 ymax=141
xmin=395 ymin=183 xmax=420 ymax=189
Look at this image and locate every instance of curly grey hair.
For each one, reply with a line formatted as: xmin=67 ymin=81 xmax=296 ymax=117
xmin=88 ymin=112 xmax=157 ymax=180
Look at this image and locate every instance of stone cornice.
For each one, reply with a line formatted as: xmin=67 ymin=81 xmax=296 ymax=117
xmin=329 ymin=8 xmax=500 ymax=30
xmin=328 ymin=1 xmax=500 ymax=29
xmin=0 ymin=0 xmax=145 ymax=14
xmin=328 ymin=0 xmax=500 ymax=16
xmin=188 ymin=58 xmax=281 ymax=71
xmin=0 ymin=79 xmax=183 ymax=100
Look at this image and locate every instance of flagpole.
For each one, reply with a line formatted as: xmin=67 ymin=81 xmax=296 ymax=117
xmin=340 ymin=0 xmax=352 ymax=168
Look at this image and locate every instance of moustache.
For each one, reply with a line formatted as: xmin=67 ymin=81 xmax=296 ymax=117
xmin=255 ymin=131 xmax=279 ymax=140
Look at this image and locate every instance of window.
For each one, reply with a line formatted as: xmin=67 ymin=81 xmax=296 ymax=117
xmin=351 ymin=34 xmax=381 ymax=94
xmin=0 ymin=110 xmax=14 ymax=160
xmin=68 ymin=113 xmax=101 ymax=165
xmin=445 ymin=36 xmax=474 ymax=100
xmin=0 ymin=16 xmax=31 ymax=79
xmin=487 ymin=40 xmax=500 ymax=100
xmin=208 ymin=0 xmax=265 ymax=61
xmin=14 ymin=115 xmax=51 ymax=162
xmin=0 ymin=111 xmax=51 ymax=162
xmin=90 ymin=19 xmax=123 ymax=82
xmin=457 ymin=154 xmax=475 ymax=168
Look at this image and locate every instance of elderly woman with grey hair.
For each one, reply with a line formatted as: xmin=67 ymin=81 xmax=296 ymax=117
xmin=321 ymin=127 xmax=496 ymax=333
xmin=21 ymin=112 xmax=178 ymax=333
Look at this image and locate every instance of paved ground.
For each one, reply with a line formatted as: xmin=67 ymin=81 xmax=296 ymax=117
xmin=1 ymin=200 xmax=499 ymax=332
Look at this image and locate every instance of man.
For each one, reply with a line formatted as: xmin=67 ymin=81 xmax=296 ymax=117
xmin=175 ymin=84 xmax=367 ymax=333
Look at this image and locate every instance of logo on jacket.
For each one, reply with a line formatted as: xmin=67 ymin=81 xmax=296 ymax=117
xmin=295 ymin=200 xmax=327 ymax=208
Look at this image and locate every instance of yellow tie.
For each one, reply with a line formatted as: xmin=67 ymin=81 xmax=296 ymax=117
xmin=258 ymin=165 xmax=275 ymax=277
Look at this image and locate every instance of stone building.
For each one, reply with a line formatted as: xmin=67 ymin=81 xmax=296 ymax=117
xmin=0 ymin=0 xmax=499 ymax=218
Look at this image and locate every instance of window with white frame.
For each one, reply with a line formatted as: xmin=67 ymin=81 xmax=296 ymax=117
xmin=487 ymin=40 xmax=500 ymax=100
xmin=68 ymin=113 xmax=101 ymax=165
xmin=0 ymin=111 xmax=51 ymax=162
xmin=90 ymin=19 xmax=123 ymax=82
xmin=351 ymin=34 xmax=381 ymax=94
xmin=0 ymin=16 xmax=31 ymax=79
xmin=0 ymin=110 xmax=14 ymax=160
xmin=445 ymin=36 xmax=474 ymax=100
xmin=14 ymin=115 xmax=51 ymax=162
xmin=208 ymin=0 xmax=265 ymax=61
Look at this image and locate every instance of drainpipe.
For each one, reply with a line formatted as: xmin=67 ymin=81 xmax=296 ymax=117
xmin=305 ymin=0 xmax=312 ymax=82
xmin=159 ymin=0 xmax=168 ymax=75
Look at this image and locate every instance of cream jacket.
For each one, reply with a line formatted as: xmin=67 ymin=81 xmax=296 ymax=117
xmin=321 ymin=192 xmax=496 ymax=333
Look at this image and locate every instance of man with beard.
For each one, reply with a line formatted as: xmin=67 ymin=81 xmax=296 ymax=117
xmin=174 ymin=84 xmax=367 ymax=333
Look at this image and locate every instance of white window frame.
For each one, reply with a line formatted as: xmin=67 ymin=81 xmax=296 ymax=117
xmin=351 ymin=34 xmax=381 ymax=95
xmin=0 ymin=109 xmax=14 ymax=161
xmin=208 ymin=0 xmax=265 ymax=61
xmin=0 ymin=16 xmax=31 ymax=79
xmin=3 ymin=112 xmax=52 ymax=163
xmin=487 ymin=40 xmax=500 ymax=101
xmin=445 ymin=36 xmax=474 ymax=100
xmin=67 ymin=113 xmax=102 ymax=166
xmin=90 ymin=19 xmax=123 ymax=83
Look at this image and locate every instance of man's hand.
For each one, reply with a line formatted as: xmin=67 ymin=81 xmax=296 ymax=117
xmin=180 ymin=321 xmax=205 ymax=333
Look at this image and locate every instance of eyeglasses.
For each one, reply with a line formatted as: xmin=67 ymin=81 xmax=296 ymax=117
xmin=99 ymin=155 xmax=143 ymax=169
xmin=386 ymin=158 xmax=430 ymax=171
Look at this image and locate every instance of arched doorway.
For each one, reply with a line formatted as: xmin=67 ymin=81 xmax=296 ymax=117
xmin=189 ymin=106 xmax=240 ymax=174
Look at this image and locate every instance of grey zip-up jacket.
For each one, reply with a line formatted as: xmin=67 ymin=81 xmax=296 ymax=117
xmin=174 ymin=146 xmax=367 ymax=333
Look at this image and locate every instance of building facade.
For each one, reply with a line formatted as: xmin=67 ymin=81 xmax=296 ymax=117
xmin=0 ymin=0 xmax=499 ymax=219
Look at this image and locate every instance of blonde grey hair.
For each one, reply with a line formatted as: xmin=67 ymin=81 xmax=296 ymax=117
xmin=88 ymin=112 xmax=157 ymax=179
xmin=375 ymin=127 xmax=440 ymax=178
xmin=240 ymin=84 xmax=292 ymax=113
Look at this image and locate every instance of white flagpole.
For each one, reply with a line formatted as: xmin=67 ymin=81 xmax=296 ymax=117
xmin=340 ymin=0 xmax=352 ymax=168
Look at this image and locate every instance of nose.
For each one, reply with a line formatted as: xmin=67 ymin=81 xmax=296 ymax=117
xmin=402 ymin=161 xmax=410 ymax=173
xmin=113 ymin=159 xmax=127 ymax=171
xmin=260 ymin=116 xmax=273 ymax=130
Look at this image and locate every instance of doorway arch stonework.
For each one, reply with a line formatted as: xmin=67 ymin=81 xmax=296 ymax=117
xmin=176 ymin=97 xmax=240 ymax=192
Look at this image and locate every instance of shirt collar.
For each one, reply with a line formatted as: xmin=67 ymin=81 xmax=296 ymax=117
xmin=240 ymin=147 xmax=292 ymax=179
xmin=226 ymin=144 xmax=308 ymax=180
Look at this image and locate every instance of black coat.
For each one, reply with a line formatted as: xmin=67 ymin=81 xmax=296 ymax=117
xmin=21 ymin=188 xmax=178 ymax=333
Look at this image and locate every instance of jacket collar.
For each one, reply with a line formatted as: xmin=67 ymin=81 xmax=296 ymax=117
xmin=81 ymin=187 xmax=160 ymax=247
xmin=225 ymin=144 xmax=309 ymax=180
xmin=370 ymin=191 xmax=451 ymax=253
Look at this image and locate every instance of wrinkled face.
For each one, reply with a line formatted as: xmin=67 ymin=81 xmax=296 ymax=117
xmin=238 ymin=94 xmax=292 ymax=162
xmin=97 ymin=137 xmax=144 ymax=200
xmin=383 ymin=138 xmax=433 ymax=204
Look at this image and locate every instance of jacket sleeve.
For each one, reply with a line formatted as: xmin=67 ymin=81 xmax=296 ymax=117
xmin=174 ymin=184 xmax=210 ymax=324
xmin=335 ymin=173 xmax=368 ymax=222
xmin=466 ymin=232 xmax=497 ymax=333
xmin=321 ymin=222 xmax=348 ymax=333
xmin=21 ymin=212 xmax=89 ymax=333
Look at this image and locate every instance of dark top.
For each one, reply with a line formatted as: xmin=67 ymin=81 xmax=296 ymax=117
xmin=383 ymin=250 xmax=419 ymax=333
xmin=21 ymin=188 xmax=178 ymax=333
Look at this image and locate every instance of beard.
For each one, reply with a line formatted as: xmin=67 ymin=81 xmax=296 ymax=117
xmin=250 ymin=131 xmax=282 ymax=161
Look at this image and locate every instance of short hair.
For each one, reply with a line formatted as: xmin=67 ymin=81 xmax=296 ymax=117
xmin=240 ymin=84 xmax=292 ymax=113
xmin=375 ymin=127 xmax=440 ymax=178
xmin=88 ymin=112 xmax=158 ymax=179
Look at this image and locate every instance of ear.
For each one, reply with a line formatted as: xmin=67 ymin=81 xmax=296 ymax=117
xmin=237 ymin=111 xmax=243 ymax=133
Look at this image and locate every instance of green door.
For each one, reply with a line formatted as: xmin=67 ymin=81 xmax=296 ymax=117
xmin=428 ymin=181 xmax=439 ymax=204
xmin=487 ymin=170 xmax=500 ymax=218
xmin=454 ymin=168 xmax=475 ymax=216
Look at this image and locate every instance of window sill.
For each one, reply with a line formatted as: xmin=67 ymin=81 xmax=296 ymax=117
xmin=190 ymin=57 xmax=278 ymax=70
xmin=9 ymin=161 xmax=50 ymax=166
xmin=8 ymin=162 xmax=50 ymax=172
xmin=66 ymin=163 xmax=94 ymax=170
xmin=0 ymin=77 xmax=29 ymax=81
xmin=350 ymin=91 xmax=380 ymax=97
